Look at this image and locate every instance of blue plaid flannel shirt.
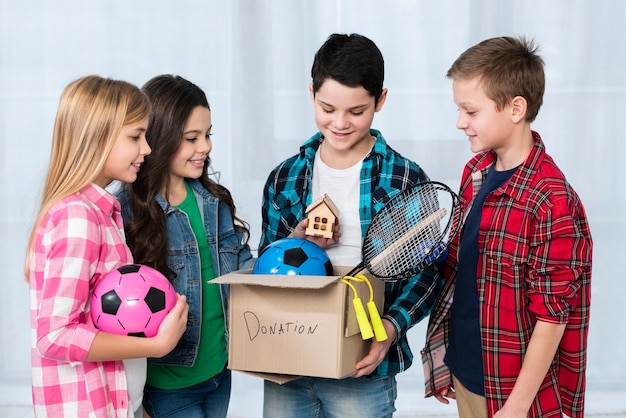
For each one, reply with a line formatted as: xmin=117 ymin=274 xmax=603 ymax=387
xmin=260 ymin=129 xmax=440 ymax=376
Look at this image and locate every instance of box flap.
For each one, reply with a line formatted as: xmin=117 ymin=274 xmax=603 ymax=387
xmin=212 ymin=267 xmax=351 ymax=289
xmin=234 ymin=370 xmax=301 ymax=385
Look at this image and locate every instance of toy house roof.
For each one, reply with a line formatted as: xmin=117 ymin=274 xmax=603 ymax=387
xmin=305 ymin=193 xmax=340 ymax=218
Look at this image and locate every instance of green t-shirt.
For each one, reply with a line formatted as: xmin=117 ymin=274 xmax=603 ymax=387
xmin=147 ymin=182 xmax=227 ymax=389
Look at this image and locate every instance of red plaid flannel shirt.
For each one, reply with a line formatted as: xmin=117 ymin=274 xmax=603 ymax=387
xmin=421 ymin=132 xmax=592 ymax=417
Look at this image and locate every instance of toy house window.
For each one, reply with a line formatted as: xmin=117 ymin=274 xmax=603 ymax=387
xmin=313 ymin=217 xmax=329 ymax=231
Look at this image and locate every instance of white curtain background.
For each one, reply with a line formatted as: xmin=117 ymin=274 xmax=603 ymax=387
xmin=1 ymin=1 xmax=624 ymax=416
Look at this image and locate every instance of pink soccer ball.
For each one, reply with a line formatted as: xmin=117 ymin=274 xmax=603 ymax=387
xmin=90 ymin=264 xmax=176 ymax=337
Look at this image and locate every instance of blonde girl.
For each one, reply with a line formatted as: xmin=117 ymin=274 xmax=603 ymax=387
xmin=25 ymin=75 xmax=188 ymax=418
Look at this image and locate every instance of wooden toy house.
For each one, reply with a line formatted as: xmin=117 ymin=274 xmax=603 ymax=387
xmin=305 ymin=194 xmax=340 ymax=239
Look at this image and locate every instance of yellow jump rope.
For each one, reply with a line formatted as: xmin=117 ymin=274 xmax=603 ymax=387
xmin=341 ymin=274 xmax=388 ymax=342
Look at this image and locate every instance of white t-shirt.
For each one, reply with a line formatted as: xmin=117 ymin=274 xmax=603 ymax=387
xmin=312 ymin=151 xmax=363 ymax=267
xmin=123 ymin=358 xmax=147 ymax=416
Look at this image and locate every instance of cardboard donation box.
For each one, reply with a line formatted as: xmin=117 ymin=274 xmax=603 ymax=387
xmin=212 ymin=266 xmax=385 ymax=381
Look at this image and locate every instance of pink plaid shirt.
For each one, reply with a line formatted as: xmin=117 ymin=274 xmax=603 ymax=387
xmin=29 ymin=183 xmax=138 ymax=417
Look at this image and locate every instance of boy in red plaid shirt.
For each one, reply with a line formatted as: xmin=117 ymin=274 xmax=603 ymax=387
xmin=421 ymin=36 xmax=592 ymax=418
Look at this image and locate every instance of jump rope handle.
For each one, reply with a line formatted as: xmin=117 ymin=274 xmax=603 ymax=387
xmin=352 ymin=297 xmax=374 ymax=340
xmin=367 ymin=300 xmax=388 ymax=342
xmin=343 ymin=275 xmax=388 ymax=342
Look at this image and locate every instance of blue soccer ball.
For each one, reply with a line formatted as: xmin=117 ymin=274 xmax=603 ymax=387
xmin=253 ymin=238 xmax=333 ymax=276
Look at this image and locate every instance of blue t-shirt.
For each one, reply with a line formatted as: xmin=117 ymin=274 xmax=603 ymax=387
xmin=445 ymin=165 xmax=517 ymax=395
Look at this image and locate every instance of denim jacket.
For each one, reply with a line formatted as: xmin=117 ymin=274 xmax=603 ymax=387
xmin=117 ymin=179 xmax=253 ymax=366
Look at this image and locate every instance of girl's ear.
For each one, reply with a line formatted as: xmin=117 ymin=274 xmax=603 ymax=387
xmin=510 ymin=96 xmax=527 ymax=123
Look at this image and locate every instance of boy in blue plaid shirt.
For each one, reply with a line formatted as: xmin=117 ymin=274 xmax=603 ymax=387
xmin=260 ymin=33 xmax=440 ymax=418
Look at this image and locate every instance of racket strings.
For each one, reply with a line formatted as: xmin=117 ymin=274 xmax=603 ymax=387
xmin=362 ymin=183 xmax=455 ymax=279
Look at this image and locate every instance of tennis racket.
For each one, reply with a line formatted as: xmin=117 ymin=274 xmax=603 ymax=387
xmin=345 ymin=180 xmax=462 ymax=282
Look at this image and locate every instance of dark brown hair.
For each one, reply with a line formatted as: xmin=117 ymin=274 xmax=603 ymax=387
xmin=124 ymin=74 xmax=249 ymax=278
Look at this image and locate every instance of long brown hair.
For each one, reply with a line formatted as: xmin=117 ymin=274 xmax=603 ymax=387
xmin=124 ymin=74 xmax=250 ymax=278
xmin=25 ymin=75 xmax=150 ymax=279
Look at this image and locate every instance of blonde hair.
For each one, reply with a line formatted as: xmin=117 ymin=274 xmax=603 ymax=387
xmin=24 ymin=75 xmax=151 ymax=279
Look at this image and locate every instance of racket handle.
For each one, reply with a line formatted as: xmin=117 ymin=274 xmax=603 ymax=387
xmin=353 ymin=298 xmax=374 ymax=340
xmin=367 ymin=301 xmax=388 ymax=342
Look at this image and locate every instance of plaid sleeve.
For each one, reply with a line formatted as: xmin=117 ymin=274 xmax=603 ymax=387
xmin=371 ymin=142 xmax=439 ymax=375
xmin=377 ymin=149 xmax=433 ymax=332
xmin=35 ymin=202 xmax=100 ymax=364
xmin=527 ymin=191 xmax=592 ymax=320
xmin=260 ymin=165 xmax=281 ymax=251
xmin=260 ymin=156 xmax=310 ymax=251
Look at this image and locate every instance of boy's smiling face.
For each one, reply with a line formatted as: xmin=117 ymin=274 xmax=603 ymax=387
xmin=452 ymin=76 xmax=516 ymax=155
xmin=311 ymin=78 xmax=387 ymax=168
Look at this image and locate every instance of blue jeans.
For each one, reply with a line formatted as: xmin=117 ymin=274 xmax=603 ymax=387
xmin=143 ymin=367 xmax=231 ymax=418
xmin=263 ymin=375 xmax=397 ymax=418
